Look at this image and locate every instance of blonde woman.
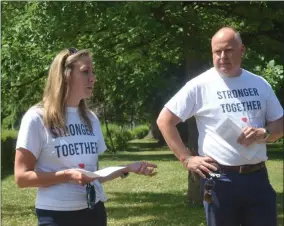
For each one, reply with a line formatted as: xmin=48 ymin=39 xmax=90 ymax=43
xmin=14 ymin=48 xmax=157 ymax=226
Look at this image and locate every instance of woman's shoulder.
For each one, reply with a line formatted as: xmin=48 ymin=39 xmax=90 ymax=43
xmin=87 ymin=110 xmax=100 ymax=122
xmin=23 ymin=105 xmax=44 ymax=121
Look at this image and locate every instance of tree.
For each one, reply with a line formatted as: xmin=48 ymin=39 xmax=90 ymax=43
xmin=2 ymin=1 xmax=284 ymax=204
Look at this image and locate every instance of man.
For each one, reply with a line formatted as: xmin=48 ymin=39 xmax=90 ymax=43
xmin=157 ymin=27 xmax=283 ymax=226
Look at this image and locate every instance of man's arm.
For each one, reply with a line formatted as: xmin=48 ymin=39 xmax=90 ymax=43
xmin=266 ymin=116 xmax=283 ymax=142
xmin=156 ymin=107 xmax=190 ymax=161
xmin=157 ymin=107 xmax=217 ymax=178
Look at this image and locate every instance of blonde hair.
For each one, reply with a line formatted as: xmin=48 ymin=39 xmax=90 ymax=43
xmin=41 ymin=48 xmax=93 ymax=135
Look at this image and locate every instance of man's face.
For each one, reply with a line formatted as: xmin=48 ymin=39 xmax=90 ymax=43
xmin=212 ymin=34 xmax=245 ymax=77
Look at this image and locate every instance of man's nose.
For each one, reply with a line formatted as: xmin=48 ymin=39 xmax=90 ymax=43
xmin=220 ymin=51 xmax=226 ymax=58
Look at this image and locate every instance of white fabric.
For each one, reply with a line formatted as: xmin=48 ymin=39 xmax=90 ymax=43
xmin=165 ymin=67 xmax=283 ymax=166
xmin=16 ymin=106 xmax=107 ymax=211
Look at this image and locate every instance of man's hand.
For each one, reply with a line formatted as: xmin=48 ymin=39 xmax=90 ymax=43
xmin=237 ymin=127 xmax=265 ymax=147
xmin=185 ymin=156 xmax=218 ymax=179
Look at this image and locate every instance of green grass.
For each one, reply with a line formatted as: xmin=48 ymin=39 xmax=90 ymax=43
xmin=1 ymin=141 xmax=283 ymax=226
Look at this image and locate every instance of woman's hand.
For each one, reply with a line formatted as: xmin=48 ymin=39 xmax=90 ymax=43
xmin=64 ymin=169 xmax=96 ymax=185
xmin=125 ymin=161 xmax=157 ymax=176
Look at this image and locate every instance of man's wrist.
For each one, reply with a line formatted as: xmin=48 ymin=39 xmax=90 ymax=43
xmin=263 ymin=128 xmax=270 ymax=140
xmin=257 ymin=128 xmax=270 ymax=143
xmin=181 ymin=156 xmax=192 ymax=168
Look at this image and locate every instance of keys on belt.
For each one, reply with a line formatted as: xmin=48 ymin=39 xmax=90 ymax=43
xmin=218 ymin=162 xmax=266 ymax=174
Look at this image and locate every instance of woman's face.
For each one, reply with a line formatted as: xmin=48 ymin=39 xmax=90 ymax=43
xmin=68 ymin=55 xmax=95 ymax=104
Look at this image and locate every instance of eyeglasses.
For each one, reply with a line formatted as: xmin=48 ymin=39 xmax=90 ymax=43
xmin=86 ymin=183 xmax=96 ymax=209
xmin=204 ymin=177 xmax=216 ymax=204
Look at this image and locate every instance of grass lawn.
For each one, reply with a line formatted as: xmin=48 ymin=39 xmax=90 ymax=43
xmin=1 ymin=141 xmax=283 ymax=226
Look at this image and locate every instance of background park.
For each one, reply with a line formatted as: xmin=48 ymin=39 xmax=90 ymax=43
xmin=1 ymin=2 xmax=283 ymax=226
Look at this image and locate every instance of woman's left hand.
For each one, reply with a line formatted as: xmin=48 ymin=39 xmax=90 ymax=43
xmin=125 ymin=161 xmax=157 ymax=176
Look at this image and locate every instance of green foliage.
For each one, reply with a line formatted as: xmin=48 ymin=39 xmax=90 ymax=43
xmin=131 ymin=125 xmax=149 ymax=139
xmin=254 ymin=60 xmax=284 ymax=90
xmin=101 ymin=124 xmax=133 ymax=152
xmin=2 ymin=1 xmax=284 ymax=129
xmin=1 ymin=130 xmax=18 ymax=171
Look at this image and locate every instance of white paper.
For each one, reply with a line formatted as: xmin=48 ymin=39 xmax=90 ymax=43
xmin=75 ymin=166 xmax=126 ymax=178
xmin=215 ymin=117 xmax=255 ymax=160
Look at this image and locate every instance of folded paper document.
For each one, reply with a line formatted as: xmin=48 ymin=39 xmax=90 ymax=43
xmin=75 ymin=166 xmax=126 ymax=178
xmin=215 ymin=117 xmax=257 ymax=160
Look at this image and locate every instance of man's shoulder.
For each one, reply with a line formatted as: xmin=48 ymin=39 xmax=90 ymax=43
xmin=242 ymin=69 xmax=270 ymax=85
xmin=188 ymin=67 xmax=216 ymax=85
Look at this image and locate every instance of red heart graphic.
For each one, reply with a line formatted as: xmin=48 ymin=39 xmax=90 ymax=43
xmin=78 ymin=163 xmax=85 ymax=168
xmin=241 ymin=117 xmax=247 ymax=122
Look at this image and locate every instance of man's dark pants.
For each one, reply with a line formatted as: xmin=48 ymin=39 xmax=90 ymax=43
xmin=200 ymin=167 xmax=277 ymax=226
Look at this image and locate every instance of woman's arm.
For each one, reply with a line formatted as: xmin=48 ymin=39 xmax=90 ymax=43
xmin=99 ymin=161 xmax=157 ymax=183
xmin=14 ymin=148 xmax=95 ymax=188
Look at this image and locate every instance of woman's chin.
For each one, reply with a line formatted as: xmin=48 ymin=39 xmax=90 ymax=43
xmin=83 ymin=93 xmax=92 ymax=99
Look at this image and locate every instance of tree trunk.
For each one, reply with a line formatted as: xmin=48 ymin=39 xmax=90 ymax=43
xmin=146 ymin=116 xmax=166 ymax=145
xmin=182 ymin=13 xmax=204 ymax=205
xmin=186 ymin=117 xmax=201 ymax=205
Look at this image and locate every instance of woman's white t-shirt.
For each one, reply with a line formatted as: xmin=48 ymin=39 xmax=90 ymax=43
xmin=16 ymin=106 xmax=107 ymax=211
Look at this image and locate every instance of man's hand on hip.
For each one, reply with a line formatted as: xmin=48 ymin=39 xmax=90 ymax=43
xmin=185 ymin=156 xmax=218 ymax=179
xmin=237 ymin=127 xmax=266 ymax=147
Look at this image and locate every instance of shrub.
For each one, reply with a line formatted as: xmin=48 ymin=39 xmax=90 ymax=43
xmin=131 ymin=125 xmax=149 ymax=139
xmin=101 ymin=123 xmax=133 ymax=152
xmin=1 ymin=130 xmax=18 ymax=171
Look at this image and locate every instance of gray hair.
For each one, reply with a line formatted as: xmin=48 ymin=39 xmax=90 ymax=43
xmin=212 ymin=27 xmax=243 ymax=46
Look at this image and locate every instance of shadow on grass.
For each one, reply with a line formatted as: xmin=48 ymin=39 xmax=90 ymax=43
xmin=1 ymin=204 xmax=35 ymax=217
xmin=100 ymin=152 xmax=176 ymax=162
xmin=106 ymin=191 xmax=205 ymax=226
xmin=105 ymin=191 xmax=283 ymax=226
xmin=1 ymin=169 xmax=14 ymax=181
xmin=267 ymin=147 xmax=284 ymax=161
xmin=127 ymin=141 xmax=162 ymax=152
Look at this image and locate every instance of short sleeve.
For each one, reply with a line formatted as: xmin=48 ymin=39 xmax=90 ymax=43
xmin=165 ymin=81 xmax=198 ymax=122
xmin=89 ymin=111 xmax=107 ymax=154
xmin=265 ymin=83 xmax=284 ymax=122
xmin=96 ymin=121 xmax=107 ymax=154
xmin=16 ymin=109 xmax=45 ymax=159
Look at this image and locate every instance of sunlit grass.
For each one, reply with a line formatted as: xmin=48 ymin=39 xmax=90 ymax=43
xmin=1 ymin=142 xmax=283 ymax=226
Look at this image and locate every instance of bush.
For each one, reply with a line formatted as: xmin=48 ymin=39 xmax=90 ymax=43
xmin=1 ymin=130 xmax=18 ymax=171
xmin=101 ymin=124 xmax=133 ymax=152
xmin=131 ymin=125 xmax=149 ymax=139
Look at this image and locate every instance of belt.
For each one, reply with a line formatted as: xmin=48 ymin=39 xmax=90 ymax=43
xmin=218 ymin=162 xmax=266 ymax=174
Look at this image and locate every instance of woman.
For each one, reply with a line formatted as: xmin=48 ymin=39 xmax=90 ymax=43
xmin=14 ymin=48 xmax=157 ymax=226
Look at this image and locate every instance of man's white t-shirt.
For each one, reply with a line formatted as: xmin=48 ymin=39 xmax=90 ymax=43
xmin=165 ymin=67 xmax=283 ymax=166
xmin=16 ymin=106 xmax=107 ymax=211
